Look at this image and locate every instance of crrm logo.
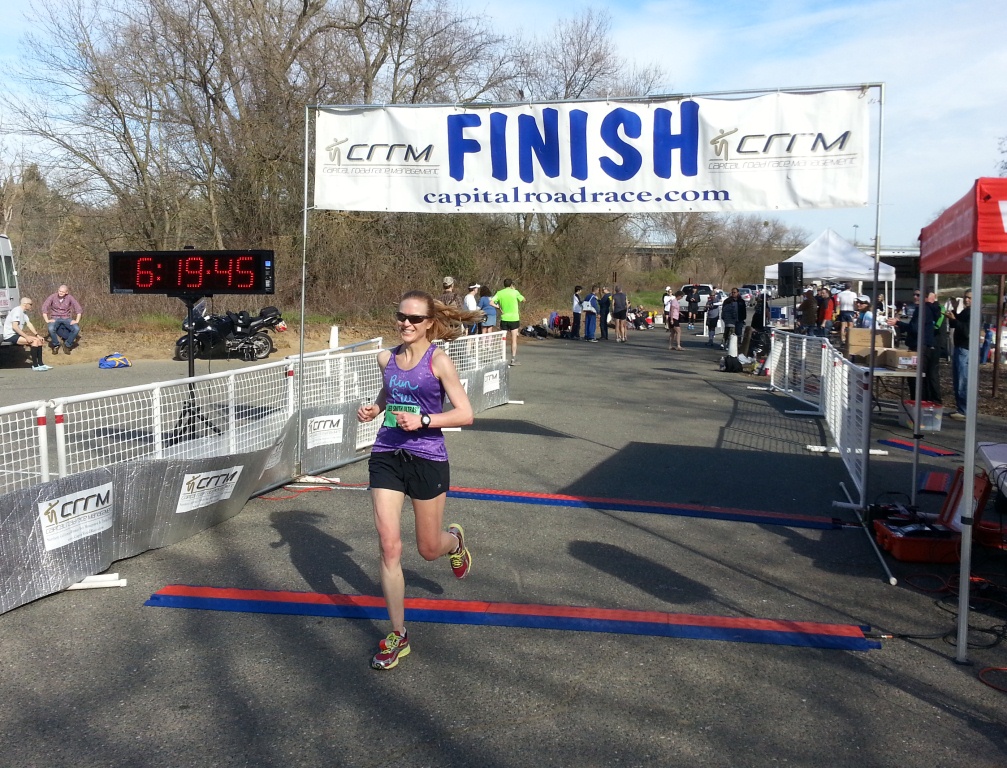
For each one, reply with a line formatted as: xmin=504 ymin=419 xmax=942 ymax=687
xmin=185 ymin=469 xmax=240 ymax=494
xmin=306 ymin=415 xmax=345 ymax=449
xmin=40 ymin=486 xmax=112 ymax=526
xmin=308 ymin=416 xmax=343 ymax=432
xmin=710 ymin=129 xmax=853 ymax=162
xmin=325 ymin=137 xmax=433 ymax=166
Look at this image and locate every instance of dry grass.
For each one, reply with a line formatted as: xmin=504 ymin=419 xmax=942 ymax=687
xmin=9 ymin=322 xmax=385 ymax=368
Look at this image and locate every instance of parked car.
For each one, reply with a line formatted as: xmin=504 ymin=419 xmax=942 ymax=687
xmin=739 ymin=285 xmax=756 ymax=305
xmin=681 ymin=283 xmax=715 ymax=316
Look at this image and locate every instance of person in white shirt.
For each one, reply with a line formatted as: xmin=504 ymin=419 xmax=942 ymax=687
xmin=835 ymin=284 xmax=859 ymax=343
xmin=571 ymin=285 xmax=583 ymax=339
xmin=2 ymin=297 xmax=51 ymax=371
xmin=463 ymin=282 xmax=480 ymax=334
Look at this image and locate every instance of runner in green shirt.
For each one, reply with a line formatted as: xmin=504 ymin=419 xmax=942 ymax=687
xmin=492 ymin=278 xmax=525 ymax=365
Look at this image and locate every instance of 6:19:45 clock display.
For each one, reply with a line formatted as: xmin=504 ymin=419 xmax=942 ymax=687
xmin=108 ymin=250 xmax=275 ymax=295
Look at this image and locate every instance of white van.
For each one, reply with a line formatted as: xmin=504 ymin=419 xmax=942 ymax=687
xmin=0 ymin=235 xmax=20 ymax=326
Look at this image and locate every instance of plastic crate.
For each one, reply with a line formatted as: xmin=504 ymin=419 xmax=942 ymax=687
xmin=898 ymin=400 xmax=943 ymax=432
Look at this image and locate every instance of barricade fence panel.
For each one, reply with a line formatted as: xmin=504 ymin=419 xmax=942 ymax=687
xmin=0 ymin=402 xmax=48 ymax=494
xmin=769 ymin=332 xmax=824 ymax=411
xmin=771 ymin=331 xmax=872 ymax=507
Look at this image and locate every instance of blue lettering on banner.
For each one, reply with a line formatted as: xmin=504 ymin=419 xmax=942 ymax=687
xmin=447 ymin=104 xmax=700 ymax=183
xmin=518 ymin=109 xmax=560 ymax=182
xmin=448 ymin=114 xmax=482 ymax=181
xmin=599 ymin=108 xmax=642 ymax=181
xmin=654 ymin=103 xmax=699 ymax=178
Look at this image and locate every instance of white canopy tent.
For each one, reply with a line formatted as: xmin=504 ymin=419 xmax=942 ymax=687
xmin=764 ymin=228 xmax=896 ymax=283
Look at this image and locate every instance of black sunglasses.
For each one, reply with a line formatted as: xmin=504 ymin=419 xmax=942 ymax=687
xmin=395 ymin=312 xmax=430 ymax=324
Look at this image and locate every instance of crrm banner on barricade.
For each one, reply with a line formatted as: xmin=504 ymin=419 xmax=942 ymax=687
xmin=314 ymin=89 xmax=869 ymax=214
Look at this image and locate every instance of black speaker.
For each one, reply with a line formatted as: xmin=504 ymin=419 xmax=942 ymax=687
xmin=778 ymin=261 xmax=803 ymax=298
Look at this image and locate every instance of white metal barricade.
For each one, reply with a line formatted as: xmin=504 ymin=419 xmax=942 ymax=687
xmin=770 ymin=331 xmax=873 ymax=508
xmin=769 ymin=331 xmax=826 ymax=412
xmin=52 ymin=361 xmax=294 ymax=475
xmin=443 ymin=331 xmax=507 ymax=375
xmin=0 ymin=401 xmax=49 ymax=494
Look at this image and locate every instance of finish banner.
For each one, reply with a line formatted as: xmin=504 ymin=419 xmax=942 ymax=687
xmin=313 ymin=89 xmax=870 ymax=214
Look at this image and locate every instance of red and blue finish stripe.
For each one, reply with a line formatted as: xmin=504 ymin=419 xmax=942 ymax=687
xmin=446 ymin=486 xmax=844 ymax=530
xmin=879 ymin=439 xmax=956 ymax=457
xmin=146 ymin=586 xmax=880 ymax=651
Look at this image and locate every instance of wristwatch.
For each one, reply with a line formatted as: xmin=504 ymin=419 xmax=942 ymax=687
xmin=420 ymin=414 xmax=431 ymax=428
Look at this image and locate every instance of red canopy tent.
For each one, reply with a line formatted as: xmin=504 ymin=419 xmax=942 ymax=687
xmin=918 ymin=177 xmax=1007 ymax=662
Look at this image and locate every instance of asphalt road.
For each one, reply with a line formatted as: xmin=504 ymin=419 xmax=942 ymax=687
xmin=2 ymin=327 xmax=1006 ymax=767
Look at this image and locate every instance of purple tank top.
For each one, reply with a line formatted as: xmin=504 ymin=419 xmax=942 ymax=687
xmin=372 ymin=344 xmax=447 ymax=461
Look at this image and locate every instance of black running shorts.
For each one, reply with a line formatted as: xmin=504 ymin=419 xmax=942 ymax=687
xmin=369 ymin=450 xmax=450 ymax=500
xmin=500 ymin=320 xmax=520 ymax=331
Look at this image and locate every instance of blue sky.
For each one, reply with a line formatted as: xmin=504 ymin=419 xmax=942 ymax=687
xmin=483 ymin=0 xmax=1007 ymax=247
xmin=3 ymin=0 xmax=1005 ymax=247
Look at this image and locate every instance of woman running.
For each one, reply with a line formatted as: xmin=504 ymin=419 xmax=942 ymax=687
xmin=356 ymin=291 xmax=481 ymax=670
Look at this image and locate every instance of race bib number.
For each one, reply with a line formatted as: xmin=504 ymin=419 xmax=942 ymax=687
xmin=383 ymin=403 xmax=420 ymax=428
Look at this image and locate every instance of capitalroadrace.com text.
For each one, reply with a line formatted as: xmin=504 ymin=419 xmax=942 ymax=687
xmin=423 ymin=186 xmax=731 ymax=209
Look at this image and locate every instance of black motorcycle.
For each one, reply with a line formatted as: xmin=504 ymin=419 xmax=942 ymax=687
xmin=174 ymin=303 xmax=287 ymax=361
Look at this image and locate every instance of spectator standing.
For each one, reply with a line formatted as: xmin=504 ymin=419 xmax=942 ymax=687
xmin=816 ymin=287 xmax=837 ymax=337
xmin=876 ymin=292 xmax=888 ymax=319
xmin=686 ymin=289 xmax=699 ymax=330
xmin=355 ymin=290 xmax=476 ymax=670
xmin=463 ymin=282 xmax=480 ymax=334
xmin=734 ymin=288 xmax=747 ymax=338
xmin=582 ymin=285 xmax=600 ymax=342
xmin=662 ymin=287 xmax=672 ymax=327
xmin=438 ymin=276 xmax=461 ymax=309
xmin=721 ymin=288 xmax=746 ymax=347
xmin=667 ymin=291 xmax=684 ymax=351
xmin=855 ymin=296 xmax=877 ymax=329
xmin=598 ymin=287 xmax=612 ymax=340
xmin=2 ymin=297 xmax=51 ymax=371
xmin=492 ymin=279 xmax=525 ymax=365
xmin=611 ymin=285 xmax=628 ymax=343
xmin=835 ymin=283 xmax=858 ymax=344
xmin=799 ymin=289 xmax=819 ymax=334
xmin=751 ymin=294 xmax=767 ymax=332
xmin=41 ymin=284 xmax=83 ymax=354
xmin=946 ymin=291 xmax=973 ymax=420
xmin=887 ymin=290 xmax=941 ymax=403
xmin=705 ymin=292 xmax=722 ymax=347
xmin=477 ymin=286 xmax=496 ymax=333
xmin=571 ymin=285 xmax=583 ymax=339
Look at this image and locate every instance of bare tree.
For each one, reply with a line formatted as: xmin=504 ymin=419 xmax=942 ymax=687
xmin=513 ymin=9 xmax=662 ymax=102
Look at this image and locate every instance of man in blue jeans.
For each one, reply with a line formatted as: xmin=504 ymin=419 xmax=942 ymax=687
xmin=946 ymin=291 xmax=973 ymax=420
xmin=41 ymin=284 xmax=83 ymax=354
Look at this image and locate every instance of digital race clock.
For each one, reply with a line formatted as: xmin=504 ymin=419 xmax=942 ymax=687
xmin=109 ymin=250 xmax=275 ymax=295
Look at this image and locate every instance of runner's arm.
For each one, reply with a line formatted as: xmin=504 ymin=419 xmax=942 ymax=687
xmin=356 ymin=349 xmax=391 ymax=422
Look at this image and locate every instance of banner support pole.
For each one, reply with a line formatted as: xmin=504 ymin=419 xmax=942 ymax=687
xmin=296 ymin=105 xmax=312 ymax=477
xmin=862 ymin=82 xmax=886 ymax=514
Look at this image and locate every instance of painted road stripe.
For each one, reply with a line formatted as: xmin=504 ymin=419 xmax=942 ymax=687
xmin=146 ymin=586 xmax=880 ymax=651
xmin=447 ymin=486 xmax=844 ymax=530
